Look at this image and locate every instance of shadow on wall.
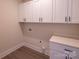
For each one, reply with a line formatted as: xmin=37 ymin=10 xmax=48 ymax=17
xmin=19 ymin=23 xmax=79 ymax=40
xmin=19 ymin=23 xmax=79 ymax=55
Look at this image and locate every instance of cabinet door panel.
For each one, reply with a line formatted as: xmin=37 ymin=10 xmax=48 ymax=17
xmin=24 ymin=1 xmax=40 ymax=22
xmin=32 ymin=1 xmax=40 ymax=22
xmin=19 ymin=4 xmax=25 ymax=22
xmin=53 ymin=0 xmax=68 ymax=23
xmin=50 ymin=50 xmax=66 ymax=59
xmin=70 ymin=0 xmax=79 ymax=23
xmin=40 ymin=0 xmax=53 ymax=23
xmin=24 ymin=1 xmax=33 ymax=22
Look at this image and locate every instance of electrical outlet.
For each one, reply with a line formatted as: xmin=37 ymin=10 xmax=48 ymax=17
xmin=40 ymin=41 xmax=42 ymax=43
xmin=28 ymin=28 xmax=32 ymax=31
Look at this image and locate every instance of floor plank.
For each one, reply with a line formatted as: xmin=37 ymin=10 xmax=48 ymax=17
xmin=2 ymin=46 xmax=49 ymax=59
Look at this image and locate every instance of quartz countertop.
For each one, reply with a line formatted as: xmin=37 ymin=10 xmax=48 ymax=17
xmin=50 ymin=35 xmax=79 ymax=48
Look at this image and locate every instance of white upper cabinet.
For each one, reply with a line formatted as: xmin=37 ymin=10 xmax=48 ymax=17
xmin=24 ymin=1 xmax=40 ymax=22
xmin=19 ymin=0 xmax=53 ymax=23
xmin=40 ymin=0 xmax=53 ymax=23
xmin=32 ymin=1 xmax=40 ymax=22
xmin=69 ymin=0 xmax=79 ymax=23
xmin=24 ymin=1 xmax=33 ymax=22
xmin=19 ymin=3 xmax=25 ymax=22
xmin=19 ymin=0 xmax=79 ymax=23
xmin=53 ymin=0 xmax=68 ymax=23
xmin=53 ymin=0 xmax=79 ymax=23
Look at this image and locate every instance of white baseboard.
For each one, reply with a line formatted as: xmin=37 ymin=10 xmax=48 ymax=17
xmin=0 ymin=42 xmax=42 ymax=59
xmin=23 ymin=42 xmax=49 ymax=56
xmin=23 ymin=42 xmax=42 ymax=53
xmin=0 ymin=42 xmax=49 ymax=59
xmin=0 ymin=42 xmax=24 ymax=59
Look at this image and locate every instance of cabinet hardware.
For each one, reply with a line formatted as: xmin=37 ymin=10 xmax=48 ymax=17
xmin=64 ymin=49 xmax=72 ymax=52
xmin=23 ymin=18 xmax=26 ymax=22
xmin=66 ymin=54 xmax=69 ymax=59
xmin=68 ymin=55 xmax=69 ymax=59
xmin=65 ymin=17 xmax=67 ymax=22
xmin=69 ymin=16 xmax=71 ymax=22
xmin=65 ymin=56 xmax=67 ymax=59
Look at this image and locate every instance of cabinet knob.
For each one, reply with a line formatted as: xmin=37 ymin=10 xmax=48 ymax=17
xmin=65 ymin=56 xmax=68 ymax=59
xmin=65 ymin=55 xmax=69 ymax=59
xmin=65 ymin=17 xmax=67 ymax=22
xmin=69 ymin=16 xmax=71 ymax=22
xmin=23 ymin=18 xmax=26 ymax=22
xmin=64 ymin=49 xmax=72 ymax=52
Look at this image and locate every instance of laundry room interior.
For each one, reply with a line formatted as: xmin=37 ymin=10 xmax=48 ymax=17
xmin=0 ymin=0 xmax=79 ymax=59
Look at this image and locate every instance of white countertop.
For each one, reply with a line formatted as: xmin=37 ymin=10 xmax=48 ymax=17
xmin=50 ymin=35 xmax=79 ymax=48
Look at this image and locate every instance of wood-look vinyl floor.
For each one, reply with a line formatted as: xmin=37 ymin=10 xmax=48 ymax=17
xmin=2 ymin=46 xmax=49 ymax=59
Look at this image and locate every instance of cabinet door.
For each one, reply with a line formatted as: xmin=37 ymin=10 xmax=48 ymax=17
xmin=19 ymin=3 xmax=25 ymax=22
xmin=24 ymin=1 xmax=40 ymax=22
xmin=70 ymin=55 xmax=79 ymax=59
xmin=50 ymin=50 xmax=66 ymax=59
xmin=24 ymin=1 xmax=33 ymax=22
xmin=69 ymin=0 xmax=79 ymax=23
xmin=40 ymin=0 xmax=53 ymax=23
xmin=32 ymin=1 xmax=40 ymax=22
xmin=53 ymin=0 xmax=68 ymax=23
xmin=69 ymin=49 xmax=79 ymax=59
